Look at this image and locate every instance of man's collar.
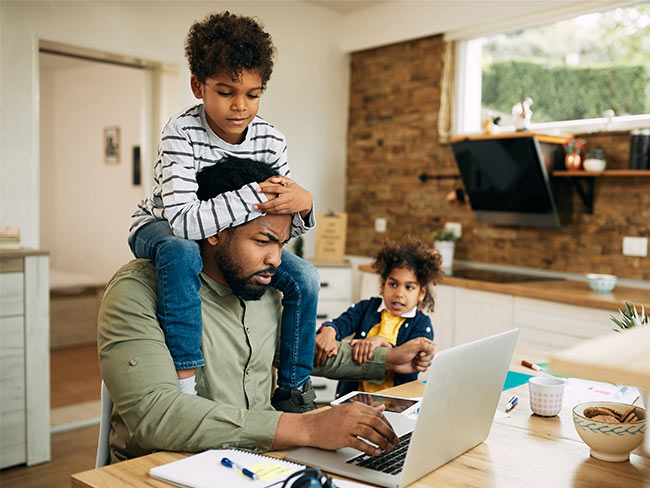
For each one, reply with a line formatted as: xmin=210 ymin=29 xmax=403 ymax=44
xmin=200 ymin=271 xmax=234 ymax=297
xmin=377 ymin=300 xmax=417 ymax=318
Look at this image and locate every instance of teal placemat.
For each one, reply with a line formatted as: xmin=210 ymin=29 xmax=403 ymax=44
xmin=503 ymin=371 xmax=534 ymax=391
xmin=422 ymin=370 xmax=534 ymax=390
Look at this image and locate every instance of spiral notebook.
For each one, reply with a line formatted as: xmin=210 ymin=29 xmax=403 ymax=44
xmin=149 ymin=449 xmax=304 ymax=488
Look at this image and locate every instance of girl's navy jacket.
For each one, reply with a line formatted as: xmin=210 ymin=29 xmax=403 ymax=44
xmin=319 ymin=296 xmax=434 ymax=398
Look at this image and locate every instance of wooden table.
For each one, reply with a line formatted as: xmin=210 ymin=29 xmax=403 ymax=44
xmin=72 ymin=357 xmax=650 ymax=488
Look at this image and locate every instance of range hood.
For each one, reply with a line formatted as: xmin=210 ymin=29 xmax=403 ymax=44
xmin=451 ymin=134 xmax=570 ymax=228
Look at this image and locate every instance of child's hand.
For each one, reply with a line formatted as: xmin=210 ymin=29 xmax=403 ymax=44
xmin=254 ymin=176 xmax=312 ymax=218
xmin=314 ymin=326 xmax=338 ymax=367
xmin=350 ymin=337 xmax=391 ymax=365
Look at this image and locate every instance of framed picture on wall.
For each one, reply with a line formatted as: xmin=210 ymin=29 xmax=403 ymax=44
xmin=103 ymin=126 xmax=121 ymax=164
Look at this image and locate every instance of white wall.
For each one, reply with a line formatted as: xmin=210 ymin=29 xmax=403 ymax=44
xmin=341 ymin=1 xmax=629 ymax=51
xmin=40 ymin=55 xmax=145 ymax=280
xmin=1 ymin=0 xmax=348 ymax=259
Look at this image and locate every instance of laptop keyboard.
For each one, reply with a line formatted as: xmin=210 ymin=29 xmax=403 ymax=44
xmin=346 ymin=431 xmax=413 ymax=475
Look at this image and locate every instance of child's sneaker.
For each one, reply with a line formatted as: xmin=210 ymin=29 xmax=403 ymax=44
xmin=271 ymin=381 xmax=317 ymax=413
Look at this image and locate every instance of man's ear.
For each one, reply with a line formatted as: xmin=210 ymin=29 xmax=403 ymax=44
xmin=190 ymin=74 xmax=203 ymax=100
xmin=206 ymin=235 xmax=218 ymax=246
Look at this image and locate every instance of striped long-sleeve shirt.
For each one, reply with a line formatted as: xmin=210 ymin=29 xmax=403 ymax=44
xmin=130 ymin=104 xmax=314 ymax=241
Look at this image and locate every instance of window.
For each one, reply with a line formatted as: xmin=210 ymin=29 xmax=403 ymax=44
xmin=455 ymin=2 xmax=650 ymax=134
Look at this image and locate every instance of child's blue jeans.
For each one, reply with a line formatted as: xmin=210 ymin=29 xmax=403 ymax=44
xmin=129 ymin=219 xmax=318 ymax=389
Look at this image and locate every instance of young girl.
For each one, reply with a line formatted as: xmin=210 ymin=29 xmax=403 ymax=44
xmin=315 ymin=238 xmax=442 ymax=397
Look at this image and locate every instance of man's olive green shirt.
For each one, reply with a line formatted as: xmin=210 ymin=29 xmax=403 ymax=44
xmin=98 ymin=260 xmax=388 ymax=463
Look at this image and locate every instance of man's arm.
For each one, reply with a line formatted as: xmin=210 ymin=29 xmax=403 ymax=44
xmin=98 ymin=263 xmax=282 ymax=459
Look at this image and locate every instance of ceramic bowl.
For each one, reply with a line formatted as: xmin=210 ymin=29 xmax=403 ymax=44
xmin=572 ymin=401 xmax=646 ymax=462
xmin=585 ymin=273 xmax=617 ymax=293
xmin=583 ymin=158 xmax=606 ymax=172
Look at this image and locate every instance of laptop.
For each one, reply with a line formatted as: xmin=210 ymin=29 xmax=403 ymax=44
xmin=285 ymin=329 xmax=519 ymax=488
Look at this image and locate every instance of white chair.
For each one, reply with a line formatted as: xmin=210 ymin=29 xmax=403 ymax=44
xmin=95 ymin=381 xmax=114 ymax=468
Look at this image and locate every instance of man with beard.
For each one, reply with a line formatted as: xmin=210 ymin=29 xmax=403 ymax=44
xmin=97 ymin=158 xmax=436 ymax=463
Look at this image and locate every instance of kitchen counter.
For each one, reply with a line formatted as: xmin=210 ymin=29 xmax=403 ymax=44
xmin=358 ymin=264 xmax=650 ymax=311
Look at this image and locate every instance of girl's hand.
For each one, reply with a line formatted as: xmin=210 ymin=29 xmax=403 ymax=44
xmin=350 ymin=337 xmax=391 ymax=365
xmin=315 ymin=327 xmax=338 ymax=367
xmin=254 ymin=176 xmax=312 ymax=218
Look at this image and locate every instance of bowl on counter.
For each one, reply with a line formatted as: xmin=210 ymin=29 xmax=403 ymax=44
xmin=572 ymin=401 xmax=646 ymax=462
xmin=586 ymin=273 xmax=617 ymax=293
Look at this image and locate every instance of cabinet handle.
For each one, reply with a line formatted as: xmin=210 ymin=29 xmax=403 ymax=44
xmin=316 ymin=314 xmax=328 ymax=319
xmin=320 ymin=282 xmax=329 ymax=288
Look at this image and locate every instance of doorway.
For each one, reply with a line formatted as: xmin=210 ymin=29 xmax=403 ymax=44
xmin=38 ymin=43 xmax=179 ymax=431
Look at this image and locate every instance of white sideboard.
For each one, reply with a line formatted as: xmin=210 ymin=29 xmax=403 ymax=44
xmin=0 ymin=249 xmax=50 ymax=468
xmin=312 ymin=261 xmax=352 ymax=402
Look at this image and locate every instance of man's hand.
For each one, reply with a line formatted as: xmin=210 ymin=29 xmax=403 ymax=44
xmin=254 ymin=176 xmax=313 ymax=218
xmin=273 ymin=402 xmax=399 ymax=456
xmin=314 ymin=327 xmax=339 ymax=367
xmin=350 ymin=336 xmax=391 ymax=365
xmin=386 ymin=337 xmax=436 ymax=375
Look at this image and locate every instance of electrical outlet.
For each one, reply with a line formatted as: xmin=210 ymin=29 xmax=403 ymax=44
xmin=445 ymin=222 xmax=462 ymax=239
xmin=375 ymin=218 xmax=387 ymax=233
xmin=622 ymin=236 xmax=648 ymax=257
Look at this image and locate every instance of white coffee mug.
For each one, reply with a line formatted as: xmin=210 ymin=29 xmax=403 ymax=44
xmin=529 ymin=376 xmax=565 ymax=416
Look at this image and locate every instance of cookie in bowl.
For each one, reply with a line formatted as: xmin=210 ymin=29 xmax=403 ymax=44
xmin=572 ymin=401 xmax=646 ymax=462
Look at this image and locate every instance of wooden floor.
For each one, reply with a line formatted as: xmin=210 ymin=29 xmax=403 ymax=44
xmin=0 ymin=424 xmax=98 ymax=488
xmin=51 ymin=344 xmax=102 ymax=408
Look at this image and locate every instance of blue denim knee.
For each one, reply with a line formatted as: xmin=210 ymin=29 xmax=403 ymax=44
xmin=272 ymin=250 xmax=319 ymax=388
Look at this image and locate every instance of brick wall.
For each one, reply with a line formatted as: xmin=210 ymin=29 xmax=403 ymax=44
xmin=345 ymin=35 xmax=650 ymax=280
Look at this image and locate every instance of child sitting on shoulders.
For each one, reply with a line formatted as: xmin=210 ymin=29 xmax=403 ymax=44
xmin=315 ymin=238 xmax=442 ymax=397
xmin=128 ymin=12 xmax=319 ymax=412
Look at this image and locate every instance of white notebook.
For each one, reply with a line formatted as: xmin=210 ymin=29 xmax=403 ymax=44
xmin=149 ymin=449 xmax=304 ymax=488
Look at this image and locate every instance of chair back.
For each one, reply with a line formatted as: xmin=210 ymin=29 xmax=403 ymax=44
xmin=95 ymin=381 xmax=114 ymax=468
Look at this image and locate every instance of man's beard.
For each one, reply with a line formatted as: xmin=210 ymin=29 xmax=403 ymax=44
xmin=215 ymin=248 xmax=275 ymax=300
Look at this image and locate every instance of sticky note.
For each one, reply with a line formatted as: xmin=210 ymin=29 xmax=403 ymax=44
xmin=251 ymin=461 xmax=294 ymax=482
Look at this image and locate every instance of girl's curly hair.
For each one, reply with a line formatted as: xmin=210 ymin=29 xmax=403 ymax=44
xmin=372 ymin=238 xmax=443 ymax=313
xmin=185 ymin=12 xmax=276 ymax=89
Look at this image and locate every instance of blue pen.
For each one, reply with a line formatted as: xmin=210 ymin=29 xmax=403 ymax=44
xmin=505 ymin=395 xmax=519 ymax=411
xmin=221 ymin=457 xmax=260 ymax=481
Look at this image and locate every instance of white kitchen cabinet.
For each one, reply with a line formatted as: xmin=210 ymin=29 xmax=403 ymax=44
xmin=513 ymin=296 xmax=614 ymax=352
xmin=428 ymin=284 xmax=455 ymax=351
xmin=312 ymin=262 xmax=352 ymax=402
xmin=454 ymin=288 xmax=514 ymax=345
xmin=435 ymin=284 xmax=618 ymax=353
xmin=0 ymin=250 xmax=50 ymax=468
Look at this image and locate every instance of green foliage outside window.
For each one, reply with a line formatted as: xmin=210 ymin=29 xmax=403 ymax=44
xmin=482 ymin=61 xmax=650 ymax=122
xmin=479 ymin=2 xmax=650 ymax=124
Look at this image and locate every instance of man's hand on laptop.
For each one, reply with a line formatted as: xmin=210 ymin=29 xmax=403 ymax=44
xmin=273 ymin=402 xmax=399 ymax=456
xmin=386 ymin=337 xmax=436 ymax=375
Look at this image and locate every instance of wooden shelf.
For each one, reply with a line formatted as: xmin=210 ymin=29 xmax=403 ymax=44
xmin=553 ymin=170 xmax=650 ymax=177
xmin=451 ymin=132 xmax=571 ymax=145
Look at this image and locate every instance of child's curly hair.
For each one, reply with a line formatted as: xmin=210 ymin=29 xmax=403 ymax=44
xmin=185 ymin=12 xmax=276 ymax=89
xmin=372 ymin=238 xmax=443 ymax=313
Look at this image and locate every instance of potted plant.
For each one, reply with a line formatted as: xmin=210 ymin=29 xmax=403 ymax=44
xmin=433 ymin=229 xmax=456 ymax=270
xmin=610 ymin=302 xmax=648 ymax=331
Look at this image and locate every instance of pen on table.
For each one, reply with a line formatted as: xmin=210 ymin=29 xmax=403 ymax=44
xmin=505 ymin=395 xmax=519 ymax=412
xmin=521 ymin=360 xmax=541 ymax=372
xmin=221 ymin=457 xmax=260 ymax=481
